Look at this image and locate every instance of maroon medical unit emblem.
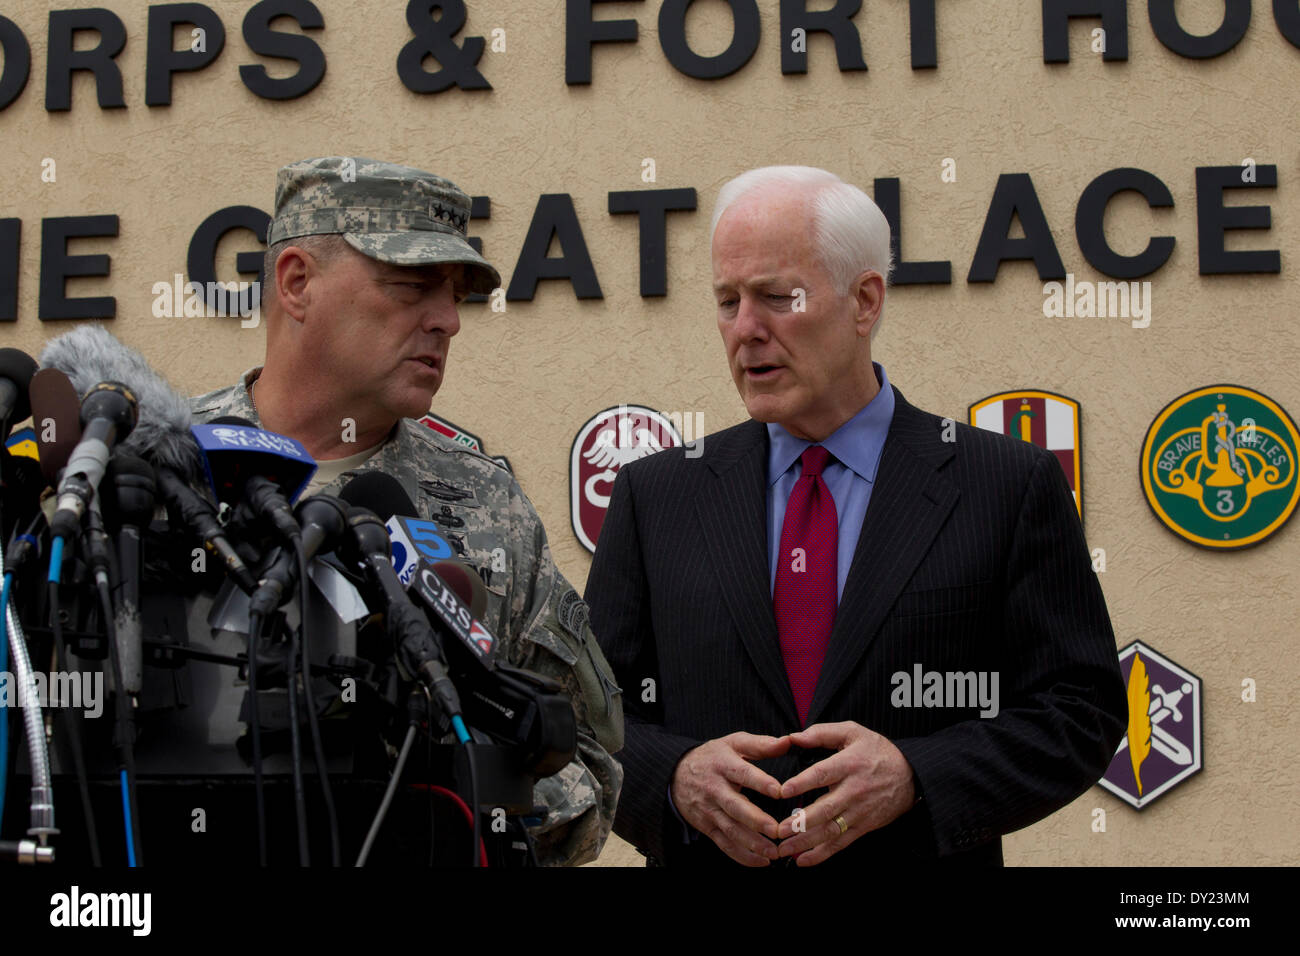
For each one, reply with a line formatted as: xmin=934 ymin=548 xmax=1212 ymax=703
xmin=571 ymin=405 xmax=681 ymax=553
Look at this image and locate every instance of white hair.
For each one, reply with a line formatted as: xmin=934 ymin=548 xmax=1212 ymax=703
xmin=711 ymin=166 xmax=893 ymax=310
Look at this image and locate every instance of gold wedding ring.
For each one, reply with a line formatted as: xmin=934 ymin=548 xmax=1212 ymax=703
xmin=834 ymin=814 xmax=848 ymax=835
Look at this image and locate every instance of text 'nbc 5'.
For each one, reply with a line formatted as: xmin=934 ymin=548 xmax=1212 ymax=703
xmin=386 ymin=515 xmax=454 ymax=586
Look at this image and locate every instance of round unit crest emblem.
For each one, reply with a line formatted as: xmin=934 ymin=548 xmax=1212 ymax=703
xmin=1140 ymin=385 xmax=1299 ymax=549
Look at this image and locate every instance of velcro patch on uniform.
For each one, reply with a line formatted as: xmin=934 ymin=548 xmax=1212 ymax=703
xmin=557 ymin=588 xmax=590 ymax=640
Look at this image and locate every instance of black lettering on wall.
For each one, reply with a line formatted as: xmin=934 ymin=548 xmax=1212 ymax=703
xmin=146 ymin=3 xmax=227 ymax=106
xmin=187 ymin=206 xmax=271 ymax=317
xmin=46 ymin=9 xmax=128 ymax=110
xmin=0 ymin=219 xmax=19 ymax=321
xmin=566 ymin=0 xmax=642 ymax=85
xmin=659 ymin=0 xmax=761 ymax=79
xmin=0 ymin=16 xmax=31 ymax=111
xmin=1075 ymin=167 xmax=1175 ymax=279
xmin=779 ymin=0 xmax=867 ymax=74
xmin=1275 ymin=0 xmax=1300 ymax=48
xmin=506 ymin=194 xmax=602 ymax=301
xmin=873 ymin=178 xmax=951 ymax=285
xmin=1196 ymin=164 xmax=1279 ymax=275
xmin=608 ymin=188 xmax=697 ymax=297
xmin=1149 ymin=0 xmax=1249 ymax=58
xmin=909 ymin=0 xmax=942 ymax=69
xmin=240 ymin=0 xmax=326 ymax=100
xmin=40 ymin=215 xmax=119 ymax=320
xmin=968 ymin=174 xmax=1065 ymax=282
xmin=397 ymin=0 xmax=491 ymax=93
xmin=1042 ymin=0 xmax=1128 ymax=62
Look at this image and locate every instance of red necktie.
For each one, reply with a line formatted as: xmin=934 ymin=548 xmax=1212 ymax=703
xmin=773 ymin=445 xmax=838 ymax=727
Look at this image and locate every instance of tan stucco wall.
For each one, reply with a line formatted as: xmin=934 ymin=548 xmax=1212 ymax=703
xmin=2 ymin=0 xmax=1295 ymax=866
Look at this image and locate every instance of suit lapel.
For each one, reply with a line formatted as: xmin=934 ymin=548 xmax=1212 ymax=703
xmin=695 ymin=420 xmax=800 ymax=727
xmin=807 ymin=387 xmax=960 ymax=725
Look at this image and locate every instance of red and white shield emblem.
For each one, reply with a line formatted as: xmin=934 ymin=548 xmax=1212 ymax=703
xmin=571 ymin=405 xmax=682 ymax=552
xmin=969 ymin=390 xmax=1083 ymax=518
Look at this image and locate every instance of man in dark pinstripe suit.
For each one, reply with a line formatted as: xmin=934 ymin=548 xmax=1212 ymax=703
xmin=585 ymin=166 xmax=1126 ymax=868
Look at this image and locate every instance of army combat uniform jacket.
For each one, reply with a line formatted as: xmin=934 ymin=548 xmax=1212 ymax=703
xmin=191 ymin=370 xmax=624 ymax=866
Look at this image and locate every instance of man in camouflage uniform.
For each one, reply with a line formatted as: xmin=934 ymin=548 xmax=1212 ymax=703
xmin=190 ymin=157 xmax=623 ymax=866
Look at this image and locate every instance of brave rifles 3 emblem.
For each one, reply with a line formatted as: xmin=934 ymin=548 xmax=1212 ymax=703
xmin=571 ymin=405 xmax=681 ymax=553
xmin=1141 ymin=385 xmax=1299 ymax=549
xmin=1099 ymin=641 xmax=1202 ymax=810
xmin=970 ymin=390 xmax=1082 ymax=518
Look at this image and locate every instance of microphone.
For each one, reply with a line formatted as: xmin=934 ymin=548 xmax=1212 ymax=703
xmin=408 ymin=559 xmax=576 ymax=778
xmin=336 ymin=471 xmax=460 ymax=586
xmin=2 ymin=370 xmax=67 ymax=564
xmin=339 ymin=473 xmax=575 ymax=776
xmin=0 ymin=350 xmax=42 ymax=541
xmin=337 ymin=474 xmax=490 ymax=664
xmin=337 ymin=475 xmax=467 ymax=730
xmin=29 ymin=368 xmax=83 ymax=485
xmin=430 ymin=559 xmax=489 ymax=620
xmin=48 ymin=381 xmax=138 ymax=541
xmin=1 ymin=365 xmax=53 ymax=542
xmin=410 ymin=561 xmax=498 ymax=668
xmin=0 ymin=348 xmax=38 ymax=437
xmin=246 ymin=492 xmax=349 ymax=618
xmin=40 ymin=325 xmax=257 ymax=593
xmin=41 ymin=325 xmax=196 ymax=474
xmin=336 ymin=472 xmax=416 ymax=523
xmin=385 ymin=512 xmax=458 ymax=586
xmin=195 ymin=416 xmax=316 ymax=544
xmin=100 ymin=454 xmax=156 ymax=696
xmin=0 ymin=443 xmax=44 ymax=546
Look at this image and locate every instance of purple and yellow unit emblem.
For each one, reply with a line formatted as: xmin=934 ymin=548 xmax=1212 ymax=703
xmin=969 ymin=390 xmax=1082 ymax=518
xmin=1099 ymin=641 xmax=1202 ymax=810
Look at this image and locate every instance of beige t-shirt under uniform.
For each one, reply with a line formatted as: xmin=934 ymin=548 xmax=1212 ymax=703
xmin=301 ymin=441 xmax=385 ymax=498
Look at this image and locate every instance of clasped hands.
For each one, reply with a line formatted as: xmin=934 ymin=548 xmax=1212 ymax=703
xmin=670 ymin=722 xmax=916 ymax=867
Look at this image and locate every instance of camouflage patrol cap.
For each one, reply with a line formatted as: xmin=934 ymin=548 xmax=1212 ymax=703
xmin=267 ymin=157 xmax=500 ymax=294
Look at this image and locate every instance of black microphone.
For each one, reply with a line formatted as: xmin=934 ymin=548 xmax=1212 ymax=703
xmin=337 ymin=474 xmax=574 ymax=773
xmin=101 ymin=454 xmax=156 ymax=696
xmin=0 ymin=348 xmax=38 ymax=437
xmin=338 ymin=473 xmax=493 ymax=676
xmin=344 ymin=505 xmax=460 ymax=700
xmin=0 ymin=446 xmax=44 ymax=546
xmin=41 ymin=325 xmax=258 ymax=592
xmin=336 ymin=472 xmax=416 ymax=523
xmin=198 ymin=415 xmax=315 ymax=544
xmin=193 ymin=414 xmax=317 ymax=614
xmin=408 ymin=560 xmax=577 ymax=778
xmin=48 ymin=382 xmax=138 ymax=541
xmin=247 ymin=493 xmax=349 ymax=618
xmin=337 ymin=475 xmax=466 ymax=727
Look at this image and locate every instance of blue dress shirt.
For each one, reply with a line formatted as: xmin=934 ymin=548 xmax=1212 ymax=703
xmin=767 ymin=363 xmax=895 ymax=600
